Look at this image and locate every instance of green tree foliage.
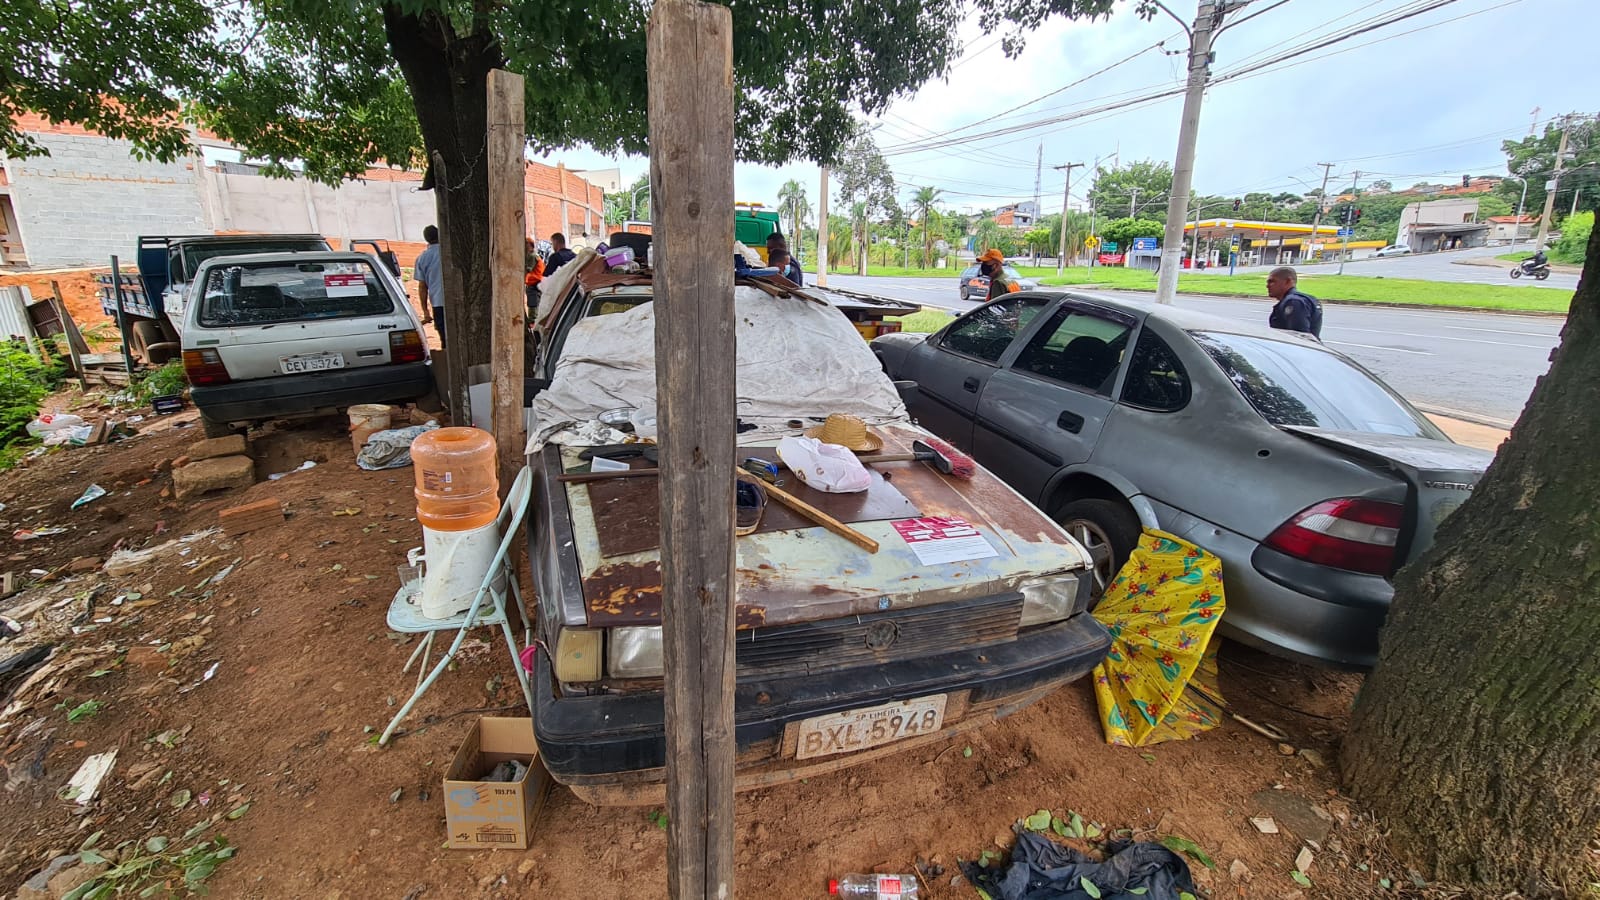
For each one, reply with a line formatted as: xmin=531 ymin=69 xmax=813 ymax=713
xmin=0 ymin=339 xmax=68 ymax=468
xmin=910 ymin=186 xmax=944 ymax=268
xmin=972 ymin=219 xmax=1019 ymax=257
xmin=1554 ymin=210 xmax=1593 ymax=264
xmin=1098 ymin=216 xmax=1163 ymax=248
xmin=776 ymin=179 xmax=810 ymax=256
xmin=1022 ymin=226 xmax=1054 ymax=260
xmin=1475 ymin=194 xmax=1514 ymax=221
xmin=835 ymin=128 xmax=899 ymax=275
xmin=1495 ymin=114 xmax=1600 ymax=219
xmin=1089 ymin=160 xmax=1173 ymax=222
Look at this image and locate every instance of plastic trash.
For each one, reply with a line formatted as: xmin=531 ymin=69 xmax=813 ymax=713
xmin=267 ymin=460 xmax=317 ymax=481
xmin=356 ymin=421 xmax=439 ymax=471
xmin=26 ymin=414 xmax=84 ymax=439
xmin=71 ymin=484 xmax=107 ymax=510
xmin=829 ymin=875 xmax=919 ymax=898
xmin=13 ymin=527 xmax=67 ymax=541
xmin=41 ymin=425 xmax=93 ymax=447
xmin=776 ymin=436 xmax=872 ymax=494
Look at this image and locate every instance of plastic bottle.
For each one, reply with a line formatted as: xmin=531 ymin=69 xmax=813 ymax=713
xmin=829 ymin=874 xmax=919 ymax=899
xmin=411 ymin=427 xmax=499 ymax=531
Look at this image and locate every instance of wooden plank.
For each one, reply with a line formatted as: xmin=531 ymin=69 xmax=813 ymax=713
xmin=647 ymin=2 xmax=737 ymax=897
xmin=487 ymin=68 xmax=528 ymax=496
xmin=49 ymin=282 xmax=89 ymax=390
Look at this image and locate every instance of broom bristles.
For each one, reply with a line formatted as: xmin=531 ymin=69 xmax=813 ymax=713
xmin=919 ymin=435 xmax=976 ymax=480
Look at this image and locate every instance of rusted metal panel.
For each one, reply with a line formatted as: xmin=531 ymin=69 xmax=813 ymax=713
xmin=565 ymin=424 xmax=1089 ymax=629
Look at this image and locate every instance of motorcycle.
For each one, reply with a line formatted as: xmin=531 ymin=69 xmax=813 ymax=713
xmin=1510 ymin=258 xmax=1551 ymax=280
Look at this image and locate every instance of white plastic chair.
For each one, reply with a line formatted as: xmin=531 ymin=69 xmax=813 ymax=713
xmin=380 ymin=466 xmax=534 ymax=745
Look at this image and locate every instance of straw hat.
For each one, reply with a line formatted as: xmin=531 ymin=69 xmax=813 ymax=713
xmin=804 ymin=414 xmax=883 ymax=453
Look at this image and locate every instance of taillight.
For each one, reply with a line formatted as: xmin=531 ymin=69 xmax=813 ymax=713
xmin=389 ymin=329 xmax=426 ymax=364
xmin=1263 ymin=498 xmax=1403 ymax=576
xmin=182 ymin=348 xmax=231 ymax=386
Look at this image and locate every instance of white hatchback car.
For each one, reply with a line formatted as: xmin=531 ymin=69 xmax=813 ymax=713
xmin=1372 ymin=244 xmax=1413 ymax=258
xmin=181 ymin=252 xmax=433 ymax=437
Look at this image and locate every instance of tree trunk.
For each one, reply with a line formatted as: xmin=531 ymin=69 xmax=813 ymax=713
xmin=382 ymin=5 xmax=502 ymax=420
xmin=1342 ymin=218 xmax=1600 ymax=896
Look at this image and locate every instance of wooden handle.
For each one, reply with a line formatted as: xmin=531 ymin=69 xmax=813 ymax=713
xmin=558 ymin=468 xmax=660 ymax=484
xmin=860 ymin=452 xmax=919 ymax=464
xmin=763 ymin=481 xmax=880 ymax=554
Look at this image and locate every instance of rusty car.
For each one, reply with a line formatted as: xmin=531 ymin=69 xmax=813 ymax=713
xmin=521 ymin=258 xmax=1111 ymax=804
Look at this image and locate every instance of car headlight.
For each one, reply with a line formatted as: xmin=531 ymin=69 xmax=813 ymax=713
xmin=1018 ymin=572 xmax=1092 ymax=627
xmin=607 ymin=626 xmax=664 ymax=678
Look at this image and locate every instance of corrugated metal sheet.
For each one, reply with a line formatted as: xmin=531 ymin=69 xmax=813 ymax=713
xmin=0 ymin=286 xmax=37 ymax=343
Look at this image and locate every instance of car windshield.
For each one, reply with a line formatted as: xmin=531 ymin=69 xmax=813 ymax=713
xmin=198 ymin=260 xmax=397 ymax=327
xmin=961 ymin=266 xmax=981 ymax=279
xmin=1192 ymin=331 xmax=1445 ymax=439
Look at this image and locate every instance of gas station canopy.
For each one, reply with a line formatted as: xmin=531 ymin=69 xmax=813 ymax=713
xmin=1183 ymin=218 xmax=1342 ymax=243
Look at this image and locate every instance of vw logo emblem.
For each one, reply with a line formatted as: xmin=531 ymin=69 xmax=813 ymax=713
xmin=864 ymin=622 xmax=899 ymax=651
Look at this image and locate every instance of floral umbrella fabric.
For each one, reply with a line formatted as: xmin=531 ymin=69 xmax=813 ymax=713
xmin=1091 ymin=530 xmax=1227 ymax=747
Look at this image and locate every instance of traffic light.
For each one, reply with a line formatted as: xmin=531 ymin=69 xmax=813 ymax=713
xmin=1232 ymin=198 xmax=1242 ymax=211
xmin=1353 ymin=207 xmax=1363 ymax=224
xmin=1462 ymin=174 xmax=1471 ymax=188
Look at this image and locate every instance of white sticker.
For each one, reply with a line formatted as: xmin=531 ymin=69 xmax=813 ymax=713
xmin=892 ymin=516 xmax=1000 ymax=566
xmin=324 ymin=273 xmax=367 ymax=298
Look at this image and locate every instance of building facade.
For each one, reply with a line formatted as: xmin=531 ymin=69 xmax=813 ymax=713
xmin=0 ymin=115 xmax=605 ymax=268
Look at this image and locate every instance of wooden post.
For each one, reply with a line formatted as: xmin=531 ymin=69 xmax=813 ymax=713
xmin=49 ymin=282 xmax=88 ymax=391
xmin=487 ymin=69 xmax=528 ymax=492
xmin=648 ymin=2 xmax=736 ymax=897
xmin=107 ymin=256 xmax=136 ymax=376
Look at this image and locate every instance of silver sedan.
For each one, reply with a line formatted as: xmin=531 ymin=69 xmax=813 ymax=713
xmin=873 ymin=292 xmax=1492 ymax=669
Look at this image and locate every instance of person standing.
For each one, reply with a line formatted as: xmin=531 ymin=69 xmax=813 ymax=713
xmin=978 ymin=248 xmax=1019 ymax=300
xmin=545 ymin=232 xmax=577 ymax=280
xmin=768 ymin=247 xmax=803 ymax=286
xmin=413 ymin=225 xmax=446 ymax=347
xmin=1266 ymin=266 xmax=1323 ymax=338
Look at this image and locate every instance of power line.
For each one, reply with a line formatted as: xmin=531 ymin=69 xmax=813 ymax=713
xmin=1220 ymin=0 xmax=1298 ymax=33
xmin=1213 ymin=0 xmax=1464 ymax=84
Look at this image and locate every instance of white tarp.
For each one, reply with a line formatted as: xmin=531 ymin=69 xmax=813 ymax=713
xmin=529 ymin=286 xmax=908 ymax=451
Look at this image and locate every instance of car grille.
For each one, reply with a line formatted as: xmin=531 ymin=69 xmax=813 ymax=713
xmin=734 ymin=592 xmax=1024 ymax=681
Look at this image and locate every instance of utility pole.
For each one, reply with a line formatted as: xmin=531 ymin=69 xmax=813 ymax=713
xmin=1513 ymin=173 xmax=1530 ymax=251
xmin=1055 ymin=162 xmax=1082 ymax=274
xmin=817 ymin=166 xmax=830 ymax=288
xmin=1033 ymin=142 xmax=1043 ymax=234
xmin=1188 ymin=192 xmax=1202 ymax=265
xmin=1534 ymin=119 xmax=1571 ymax=251
xmin=1306 ymin=162 xmax=1335 ymax=261
xmin=1337 ymin=171 xmax=1361 ymax=275
xmin=1155 ymin=0 xmax=1226 ymax=304
xmin=1129 ymin=187 xmax=1139 ymax=219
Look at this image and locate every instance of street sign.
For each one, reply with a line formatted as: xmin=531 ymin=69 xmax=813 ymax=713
xmin=1337 ymin=227 xmax=1354 ymax=237
xmin=1131 ymin=237 xmax=1157 ymax=251
xmin=1229 ymin=238 xmax=1240 ymax=250
xmin=1085 ymin=236 xmax=1098 ymax=249
xmin=1101 ymin=241 xmax=1119 ymax=252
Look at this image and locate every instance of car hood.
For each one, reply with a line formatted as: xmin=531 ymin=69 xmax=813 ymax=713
xmin=1282 ymin=427 xmax=1493 ymax=563
xmin=559 ymin=423 xmax=1092 ymax=629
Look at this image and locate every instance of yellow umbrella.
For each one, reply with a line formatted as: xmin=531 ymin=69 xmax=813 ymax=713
xmin=1091 ymin=530 xmax=1227 ymax=747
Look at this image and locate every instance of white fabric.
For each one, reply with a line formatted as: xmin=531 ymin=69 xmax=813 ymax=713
xmin=776 ymin=436 xmax=872 ymax=493
xmin=533 ymin=247 xmax=599 ymax=327
xmin=528 ymin=287 xmax=908 ymax=452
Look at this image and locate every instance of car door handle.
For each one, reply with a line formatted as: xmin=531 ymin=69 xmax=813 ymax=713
xmin=1057 ymin=411 xmax=1084 ymax=433
xmin=962 ymin=377 xmax=980 ymax=393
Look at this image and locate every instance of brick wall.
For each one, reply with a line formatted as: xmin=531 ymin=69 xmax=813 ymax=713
xmin=524 ymin=162 xmax=605 ymax=242
xmin=3 ymin=131 xmax=208 ymax=267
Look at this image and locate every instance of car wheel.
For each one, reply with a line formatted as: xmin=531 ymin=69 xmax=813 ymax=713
xmin=200 ymin=416 xmax=238 ymax=439
xmin=1054 ymin=498 xmax=1141 ymax=606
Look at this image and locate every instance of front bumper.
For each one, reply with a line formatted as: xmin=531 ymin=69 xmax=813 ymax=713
xmin=191 ymin=362 xmax=433 ymax=423
xmin=532 ymin=614 xmax=1110 ymax=798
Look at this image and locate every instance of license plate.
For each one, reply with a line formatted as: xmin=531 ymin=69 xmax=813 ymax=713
xmin=280 ymin=353 xmax=345 ymax=374
xmin=794 ymin=694 xmax=946 ymax=760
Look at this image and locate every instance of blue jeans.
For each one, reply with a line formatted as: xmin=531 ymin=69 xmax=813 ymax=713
xmin=431 ymin=307 xmax=445 ymax=347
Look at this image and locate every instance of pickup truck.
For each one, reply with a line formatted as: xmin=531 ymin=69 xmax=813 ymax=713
xmin=97 ymin=234 xmax=401 ymax=364
xmin=522 ymin=265 xmax=1111 ymax=804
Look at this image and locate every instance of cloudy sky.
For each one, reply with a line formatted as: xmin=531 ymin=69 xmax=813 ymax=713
xmin=537 ymin=0 xmax=1596 ymax=219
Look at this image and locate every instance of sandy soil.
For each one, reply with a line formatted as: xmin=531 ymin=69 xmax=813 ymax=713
xmin=0 ymin=388 xmax=1467 ymax=900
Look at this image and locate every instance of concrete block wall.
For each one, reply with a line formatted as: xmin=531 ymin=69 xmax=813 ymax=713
xmin=3 ymin=132 xmax=208 ymax=268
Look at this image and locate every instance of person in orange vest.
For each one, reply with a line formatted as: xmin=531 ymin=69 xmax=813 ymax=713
xmin=524 ymin=237 xmax=545 ymax=308
xmin=978 ymin=248 xmax=1020 ymax=299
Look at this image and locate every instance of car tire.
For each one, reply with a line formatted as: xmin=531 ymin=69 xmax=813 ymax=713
xmin=200 ymin=416 xmax=239 ymax=439
xmin=1054 ymin=498 xmax=1141 ymax=606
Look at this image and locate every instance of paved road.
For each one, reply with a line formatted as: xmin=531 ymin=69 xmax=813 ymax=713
xmin=819 ymin=272 xmax=1562 ymax=425
xmin=1208 ymin=244 xmax=1580 ymax=291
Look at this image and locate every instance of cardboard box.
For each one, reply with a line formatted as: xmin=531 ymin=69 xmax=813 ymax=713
xmin=443 ymin=717 xmax=550 ymax=850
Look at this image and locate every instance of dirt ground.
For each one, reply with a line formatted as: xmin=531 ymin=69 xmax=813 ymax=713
xmin=0 ymin=387 xmax=1475 ymax=900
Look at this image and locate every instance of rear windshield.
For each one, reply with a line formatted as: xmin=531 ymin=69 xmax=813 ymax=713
xmin=181 ymin=240 xmax=328 ymax=281
xmin=198 ymin=260 xmax=396 ymax=327
xmin=1192 ymin=331 xmax=1444 ymax=439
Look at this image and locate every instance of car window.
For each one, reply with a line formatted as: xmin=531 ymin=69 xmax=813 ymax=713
xmin=1013 ymin=309 xmax=1131 ymax=394
xmin=197 ymin=260 xmax=396 ymax=327
xmin=182 ymin=240 xmax=329 ymax=281
xmin=960 ymin=266 xmax=981 ymax=279
xmin=940 ymin=297 xmax=1049 ymax=363
xmin=1120 ymin=328 xmax=1190 ymax=411
xmin=1003 ymin=266 xmax=1024 ymax=280
xmin=1192 ymin=331 xmax=1445 ymax=438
